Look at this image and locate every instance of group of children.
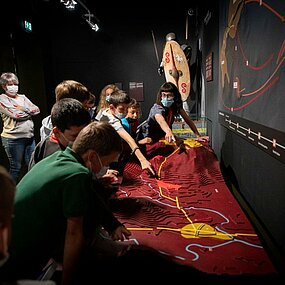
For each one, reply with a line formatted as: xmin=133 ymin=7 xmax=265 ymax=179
xmin=0 ymin=76 xmax=207 ymax=285
xmin=95 ymin=81 xmax=205 ymax=175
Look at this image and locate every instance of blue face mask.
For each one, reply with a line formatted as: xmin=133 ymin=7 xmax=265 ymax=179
xmin=161 ymin=98 xmax=174 ymax=108
xmin=115 ymin=112 xmax=126 ymax=120
xmin=106 ymin=95 xmax=111 ymax=103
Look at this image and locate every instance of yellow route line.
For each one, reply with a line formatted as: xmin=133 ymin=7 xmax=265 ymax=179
xmin=126 ymin=226 xmax=257 ymax=239
xmin=132 ymin=139 xmax=258 ymax=240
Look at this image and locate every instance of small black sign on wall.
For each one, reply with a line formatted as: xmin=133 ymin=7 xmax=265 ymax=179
xmin=206 ymin=52 xmax=213 ymax=82
xmin=129 ymin=82 xmax=144 ymax=102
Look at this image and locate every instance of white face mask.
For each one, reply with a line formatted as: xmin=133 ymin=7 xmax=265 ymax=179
xmin=94 ymin=152 xmax=109 ymax=179
xmin=6 ymin=85 xmax=18 ymax=96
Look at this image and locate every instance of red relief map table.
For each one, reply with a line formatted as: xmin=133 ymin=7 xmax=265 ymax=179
xmin=112 ymin=139 xmax=278 ymax=277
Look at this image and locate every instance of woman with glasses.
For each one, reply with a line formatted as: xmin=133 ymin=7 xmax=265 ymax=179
xmin=138 ymin=82 xmax=202 ymax=144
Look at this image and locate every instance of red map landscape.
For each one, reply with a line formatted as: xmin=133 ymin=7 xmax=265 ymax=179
xmin=113 ymin=139 xmax=277 ymax=275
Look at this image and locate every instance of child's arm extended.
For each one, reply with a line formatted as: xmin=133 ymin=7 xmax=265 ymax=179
xmin=118 ymin=128 xmax=155 ymax=175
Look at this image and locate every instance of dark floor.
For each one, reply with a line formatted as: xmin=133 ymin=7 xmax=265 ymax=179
xmin=57 ymin=246 xmax=283 ymax=284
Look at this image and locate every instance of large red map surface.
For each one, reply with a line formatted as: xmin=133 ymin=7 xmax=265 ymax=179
xmin=113 ymin=139 xmax=277 ymax=276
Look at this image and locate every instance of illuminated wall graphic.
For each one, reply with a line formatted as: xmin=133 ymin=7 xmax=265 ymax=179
xmin=219 ymin=0 xmax=285 ymax=162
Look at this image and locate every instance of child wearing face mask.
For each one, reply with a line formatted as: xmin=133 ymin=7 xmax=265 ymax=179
xmin=29 ymin=98 xmax=120 ymax=198
xmin=0 ymin=72 xmax=40 ymax=183
xmin=121 ymin=98 xmax=152 ymax=146
xmin=99 ymin=90 xmax=155 ymax=175
xmin=95 ymin=83 xmax=119 ymax=121
xmin=2 ymin=122 xmax=131 ymax=285
xmin=138 ymin=82 xmax=203 ymax=144
xmin=28 ymin=98 xmax=91 ymax=170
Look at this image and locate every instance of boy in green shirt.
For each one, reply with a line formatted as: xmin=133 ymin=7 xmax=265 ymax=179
xmin=3 ymin=121 xmax=131 ymax=285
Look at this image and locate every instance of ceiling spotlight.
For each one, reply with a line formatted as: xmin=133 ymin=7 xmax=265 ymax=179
xmin=83 ymin=13 xmax=100 ymax=32
xmin=88 ymin=22 xmax=99 ymax=31
xmin=60 ymin=0 xmax=77 ymax=9
xmin=61 ymin=0 xmax=100 ymax=32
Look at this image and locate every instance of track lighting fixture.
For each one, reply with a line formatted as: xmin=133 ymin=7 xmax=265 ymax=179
xmin=83 ymin=13 xmax=99 ymax=31
xmin=77 ymin=0 xmax=100 ymax=32
xmin=60 ymin=0 xmax=77 ymax=10
xmin=60 ymin=0 xmax=100 ymax=31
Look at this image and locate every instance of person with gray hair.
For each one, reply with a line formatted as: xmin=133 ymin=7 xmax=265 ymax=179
xmin=28 ymin=98 xmax=91 ymax=170
xmin=0 ymin=72 xmax=40 ymax=183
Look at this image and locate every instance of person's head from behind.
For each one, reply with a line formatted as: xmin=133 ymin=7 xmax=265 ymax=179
xmin=97 ymin=84 xmax=119 ymax=111
xmin=156 ymin=82 xmax=182 ymax=115
xmin=55 ymin=80 xmax=91 ymax=108
xmin=0 ymin=166 xmax=16 ymax=267
xmin=86 ymin=93 xmax=96 ymax=119
xmin=0 ymin=72 xmax=19 ymax=97
xmin=107 ymin=90 xmax=131 ymax=119
xmin=126 ymin=98 xmax=141 ymax=122
xmin=51 ymin=98 xmax=91 ymax=147
xmin=86 ymin=93 xmax=96 ymax=110
xmin=72 ymin=121 xmax=122 ymax=175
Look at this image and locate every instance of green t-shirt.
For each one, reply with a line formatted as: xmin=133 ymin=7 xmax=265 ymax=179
xmin=8 ymin=147 xmax=91 ymax=273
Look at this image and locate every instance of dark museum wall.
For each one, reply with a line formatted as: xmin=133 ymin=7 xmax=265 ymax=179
xmin=0 ymin=0 xmax=284 ymax=272
xmin=217 ymin=0 xmax=285 ymax=271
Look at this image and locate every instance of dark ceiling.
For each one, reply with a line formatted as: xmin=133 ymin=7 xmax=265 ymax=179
xmin=57 ymin=0 xmax=202 ymax=28
xmin=1 ymin=0 xmax=203 ymax=31
xmin=83 ymin=0 xmax=200 ymax=21
xmin=0 ymin=0 xmax=205 ymax=42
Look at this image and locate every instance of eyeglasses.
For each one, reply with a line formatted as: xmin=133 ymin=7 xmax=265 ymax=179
xmin=161 ymin=92 xmax=174 ymax=99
